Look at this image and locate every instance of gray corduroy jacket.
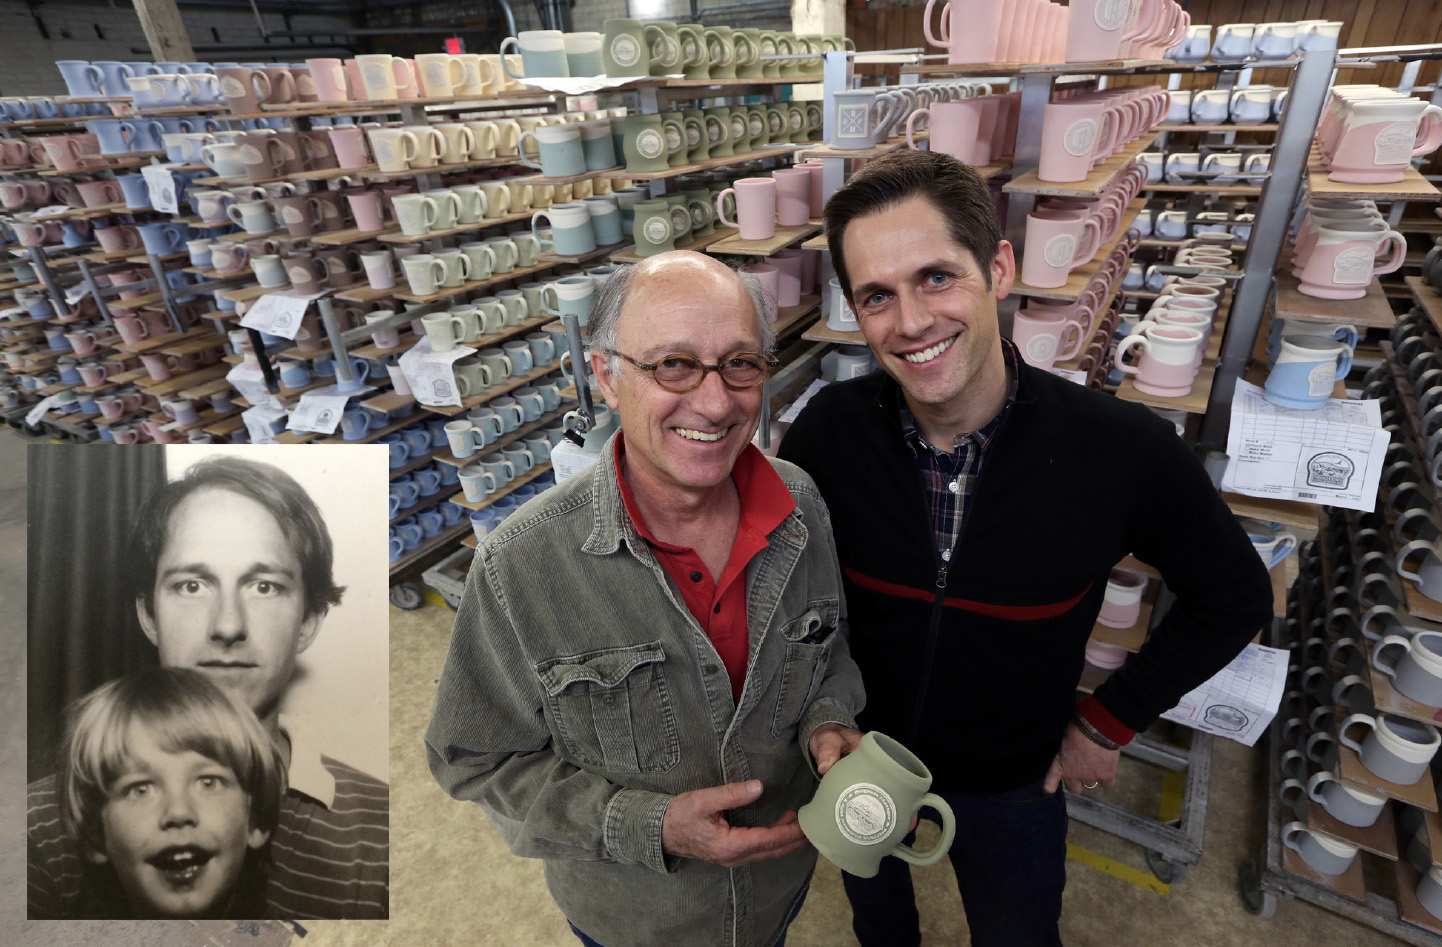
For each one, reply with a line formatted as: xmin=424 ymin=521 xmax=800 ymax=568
xmin=425 ymin=438 xmax=864 ymax=947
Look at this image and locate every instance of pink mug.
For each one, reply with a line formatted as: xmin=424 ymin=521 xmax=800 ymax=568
xmin=1115 ymin=324 xmax=1204 ymax=397
xmin=715 ymin=177 xmax=776 ymax=241
xmin=771 ymin=168 xmax=811 ymax=228
xmin=1021 ymin=210 xmax=1102 ymax=289
xmin=328 ymin=126 xmax=370 ymax=169
xmin=307 ymin=58 xmax=351 ymax=102
xmin=1012 ymin=307 xmax=1085 ymax=369
xmin=1038 ymin=99 xmax=1119 ymax=183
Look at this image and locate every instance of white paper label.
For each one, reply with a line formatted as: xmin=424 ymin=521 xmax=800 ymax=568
xmin=1374 ymin=121 xmax=1418 ymax=166
xmin=287 ymin=391 xmax=349 ymax=433
xmin=1050 ymin=368 xmax=1089 ymax=385
xmin=1042 ymin=235 xmax=1077 ymax=268
xmin=834 ymin=782 xmax=895 ymax=845
xmin=1331 ymin=246 xmax=1374 ymax=285
xmin=26 ymin=393 xmax=61 ymax=426
xmin=64 ymin=282 xmax=89 ymax=304
xmin=1063 ymin=119 xmax=1098 ymax=157
xmin=398 ymin=337 xmax=472 ymax=407
xmin=242 ymin=403 xmax=288 ymax=444
xmin=141 ymin=164 xmax=180 ymax=215
xmin=238 ymin=290 xmax=323 ymax=340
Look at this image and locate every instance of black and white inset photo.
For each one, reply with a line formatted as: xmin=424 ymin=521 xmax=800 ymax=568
xmin=27 ymin=444 xmax=390 ymax=920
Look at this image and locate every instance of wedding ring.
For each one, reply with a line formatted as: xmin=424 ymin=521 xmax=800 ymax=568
xmin=1083 ymin=781 xmax=1099 ymax=790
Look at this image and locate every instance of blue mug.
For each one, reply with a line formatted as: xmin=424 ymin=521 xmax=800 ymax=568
xmin=380 ymin=434 xmax=410 ymax=468
xmin=334 ymin=355 xmax=373 ymax=392
xmin=395 ymin=518 xmax=424 ymax=548
xmin=470 ymin=508 xmax=498 ymax=541
xmin=279 ymin=360 xmax=311 ymax=389
xmin=441 ymin=501 xmax=466 ymax=526
xmin=92 ymin=61 xmax=139 ymax=97
xmin=436 ymin=462 xmax=460 ymax=485
xmin=138 ymin=221 xmax=185 ymax=255
xmin=417 ymin=509 xmax=445 ymax=537
xmin=57 ymin=61 xmax=106 ymax=98
xmin=400 ymin=425 xmax=432 ymax=456
xmin=425 ymin=417 xmax=450 ymax=447
xmin=389 ymin=530 xmax=406 ymax=562
xmin=414 ymin=467 xmax=443 ymax=496
xmin=1263 ymin=336 xmax=1354 ymax=410
xmin=115 ymin=173 xmax=152 ymax=210
xmin=340 ymin=406 xmax=376 ymax=440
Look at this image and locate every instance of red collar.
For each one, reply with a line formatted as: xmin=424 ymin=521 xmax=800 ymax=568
xmin=614 ymin=433 xmax=796 ymax=551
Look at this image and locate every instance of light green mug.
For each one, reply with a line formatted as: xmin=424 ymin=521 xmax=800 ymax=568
xmin=706 ymin=25 xmax=739 ymax=81
xmin=682 ymin=109 xmax=709 ymax=162
xmin=681 ymin=188 xmax=715 ymax=237
xmin=632 ymin=198 xmax=675 ymax=257
xmin=734 ymin=28 xmax=766 ymax=79
xmin=622 ymin=113 xmax=682 ymax=173
xmin=705 ymin=106 xmax=734 ymax=157
xmin=660 ymin=110 xmax=689 ymax=166
xmin=665 ymin=193 xmax=694 ymax=247
xmin=678 ymin=23 xmax=710 ymax=80
xmin=647 ymin=21 xmax=683 ymax=77
xmin=603 ymin=18 xmax=666 ymax=78
xmin=797 ymin=731 xmax=956 ymax=879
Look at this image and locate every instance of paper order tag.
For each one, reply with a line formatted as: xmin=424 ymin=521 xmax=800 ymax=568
xmin=242 ymin=403 xmax=288 ymax=444
xmin=1 ymin=307 xmax=24 ymax=320
xmin=141 ymin=163 xmax=181 ymax=215
xmin=63 ymin=282 xmax=89 ymax=305
xmin=238 ymin=291 xmax=323 ymax=341
xmin=549 ymin=437 xmax=602 ymax=484
xmin=25 ymin=393 xmax=62 ymax=426
xmin=398 ymin=337 xmax=472 ymax=407
xmin=32 ymin=204 xmax=71 ymax=218
xmin=287 ymin=392 xmax=349 ymax=434
xmin=1050 ymin=368 xmax=1089 ymax=385
xmin=226 ymin=361 xmax=283 ymax=411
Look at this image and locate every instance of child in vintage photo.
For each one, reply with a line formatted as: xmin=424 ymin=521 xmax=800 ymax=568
xmin=56 ymin=666 xmax=285 ymax=918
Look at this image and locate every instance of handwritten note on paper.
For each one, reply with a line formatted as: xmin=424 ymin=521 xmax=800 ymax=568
xmin=1160 ymin=643 xmax=1290 ymax=747
xmin=1221 ymin=380 xmax=1391 ymax=512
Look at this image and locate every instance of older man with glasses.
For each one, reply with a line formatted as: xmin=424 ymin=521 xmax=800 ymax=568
xmin=426 ymin=250 xmax=865 ymax=947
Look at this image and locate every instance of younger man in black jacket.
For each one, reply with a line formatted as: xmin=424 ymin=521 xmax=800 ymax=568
xmin=778 ymin=150 xmax=1272 ymax=946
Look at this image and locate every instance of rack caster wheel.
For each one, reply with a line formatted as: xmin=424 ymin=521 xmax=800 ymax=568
xmin=389 ymin=583 xmax=422 ymax=610
xmin=1237 ymin=859 xmax=1277 ymax=917
xmin=1145 ymin=849 xmax=1186 ymax=884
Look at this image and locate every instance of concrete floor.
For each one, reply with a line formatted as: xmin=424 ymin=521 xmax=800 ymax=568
xmin=0 ymin=424 xmax=1420 ymax=945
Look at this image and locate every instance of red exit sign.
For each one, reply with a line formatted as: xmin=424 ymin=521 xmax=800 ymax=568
xmin=444 ymin=37 xmax=465 ymax=54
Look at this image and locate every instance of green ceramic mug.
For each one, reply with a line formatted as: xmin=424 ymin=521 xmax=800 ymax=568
xmin=745 ymin=105 xmax=769 ymax=149
xmin=647 ymin=21 xmax=683 ymax=77
xmin=797 ymin=731 xmax=956 ymax=879
xmin=706 ymin=25 xmax=739 ymax=81
xmin=603 ymin=18 xmax=667 ymax=78
xmin=734 ymin=28 xmax=766 ymax=79
xmin=766 ymin=35 xmax=795 ymax=78
xmin=705 ymin=106 xmax=734 ymax=157
xmin=660 ymin=110 xmax=689 ymax=166
xmin=632 ymin=198 xmax=675 ymax=257
xmin=678 ymin=23 xmax=710 ymax=80
xmin=622 ymin=113 xmax=682 ymax=173
xmin=682 ymin=109 xmax=709 ymax=162
xmin=681 ymin=188 xmax=715 ymax=237
xmin=664 ymin=193 xmax=694 ymax=247
xmin=787 ymin=102 xmax=809 ymax=143
xmin=764 ymin=105 xmax=788 ymax=144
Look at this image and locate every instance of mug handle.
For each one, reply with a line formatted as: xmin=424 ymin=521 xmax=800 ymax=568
xmin=891 ymin=793 xmax=955 ymax=867
xmin=905 ymin=107 xmax=930 ymax=150
xmin=498 ymin=38 xmax=523 ymax=79
xmin=1336 ymin=714 xmax=1374 ymax=754
xmin=1304 ymin=772 xmax=1335 ymax=805
xmin=1395 ymin=538 xmax=1435 ymax=583
xmin=921 ymin=0 xmax=950 ymax=49
xmin=531 ymin=210 xmax=553 ymax=245
xmin=517 ymin=131 xmax=542 ymax=170
xmin=391 ymin=58 xmax=414 ymax=93
xmin=1113 ymin=334 xmax=1147 ymax=376
xmin=715 ymin=188 xmax=737 ymax=228
xmin=1372 ymin=231 xmax=1408 ymax=277
xmin=1372 ymin=634 xmax=1410 ymax=680
xmin=1415 ymin=105 xmax=1442 ymax=157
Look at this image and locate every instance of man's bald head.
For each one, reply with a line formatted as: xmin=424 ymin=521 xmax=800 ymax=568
xmin=588 ymin=252 xmax=778 ymax=376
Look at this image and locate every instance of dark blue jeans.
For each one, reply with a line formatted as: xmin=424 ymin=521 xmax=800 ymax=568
xmin=569 ymin=881 xmax=809 ymax=947
xmin=841 ymin=777 xmax=1067 ymax=947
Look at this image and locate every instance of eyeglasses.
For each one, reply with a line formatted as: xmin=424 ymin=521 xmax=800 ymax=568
xmin=602 ymin=349 xmax=776 ymax=393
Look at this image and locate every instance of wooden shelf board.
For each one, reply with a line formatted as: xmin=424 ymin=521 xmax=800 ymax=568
xmin=391 ymin=260 xmax=558 ymax=304
xmin=1395 ymin=858 xmax=1442 ymax=935
xmin=131 ymin=363 xmax=229 ymax=396
xmin=1409 ymin=277 xmax=1442 ymax=335
xmin=796 ymin=134 xmax=929 ymax=161
xmin=1279 ymin=839 xmax=1367 ymax=901
xmin=1308 ymin=163 xmax=1441 ymax=204
xmin=333 ymin=283 xmax=397 ymax=304
xmin=1307 ymin=798 xmax=1398 ymax=860
xmin=377 ymin=207 xmax=535 ymax=245
xmin=610 ymin=226 xmax=738 ymax=263
xmin=802 ymin=321 xmax=867 ymax=346
xmin=771 ymin=297 xmax=820 ymax=338
xmin=1088 ymin=580 xmax=1159 ymax=652
xmin=706 ymin=223 xmax=820 ymax=258
xmin=310 ymin=226 xmax=394 ymax=247
xmin=1337 ymin=743 xmax=1440 ymax=812
xmin=432 ymin=404 xmax=574 ymax=468
xmin=1422 ymin=807 xmax=1442 ymax=870
xmin=425 ymin=361 xmax=567 ymax=417
xmin=1366 ymin=662 xmax=1442 ymax=728
xmin=1274 ymin=268 xmax=1396 ymax=328
xmin=446 ymin=460 xmax=552 ymax=511
xmin=387 ymin=519 xmax=474 ymax=576
xmin=1223 ymin=492 xmax=1323 ymax=531
xmin=1402 ymin=572 xmax=1442 ymax=624
xmin=621 ymin=143 xmax=810 ymax=182
xmin=1157 ymin=123 xmax=1278 ymax=133
xmin=389 ymin=483 xmax=464 ymax=527
xmin=537 ymin=240 xmax=627 ymax=266
xmin=1004 ymin=134 xmax=1157 ymax=199
xmin=1011 ymin=200 xmax=1144 ymax=302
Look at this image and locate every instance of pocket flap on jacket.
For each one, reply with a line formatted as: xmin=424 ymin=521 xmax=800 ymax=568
xmin=536 ymin=641 xmax=665 ymax=695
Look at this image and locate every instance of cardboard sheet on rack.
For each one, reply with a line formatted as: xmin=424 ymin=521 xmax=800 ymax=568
xmin=286 ymin=391 xmax=348 ymax=434
xmin=398 ymin=337 xmax=471 ymax=408
xmin=225 ymin=362 xmax=283 ymax=411
xmin=518 ymin=74 xmax=677 ymax=94
xmin=1160 ymin=643 xmax=1289 ymax=747
xmin=1221 ymin=380 xmax=1389 ymax=513
xmin=140 ymin=163 xmax=180 ymax=215
xmin=239 ymin=290 xmax=325 ymax=340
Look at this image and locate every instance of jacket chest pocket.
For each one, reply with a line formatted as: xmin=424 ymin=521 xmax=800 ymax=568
xmin=770 ymin=601 xmax=839 ymax=738
xmin=536 ymin=641 xmax=680 ymax=774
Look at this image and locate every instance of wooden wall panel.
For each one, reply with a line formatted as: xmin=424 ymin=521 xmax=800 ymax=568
xmin=846 ymin=0 xmax=1442 ymax=90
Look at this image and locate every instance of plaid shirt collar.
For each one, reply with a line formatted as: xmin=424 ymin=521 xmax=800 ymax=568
xmin=899 ymin=338 xmax=1020 ymax=457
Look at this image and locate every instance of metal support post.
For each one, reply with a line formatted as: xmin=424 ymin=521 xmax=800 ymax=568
xmin=561 ymin=312 xmax=592 ymax=444
xmin=999 ymin=72 xmax=1054 ymax=339
xmin=317 ymin=296 xmax=355 ymax=391
xmin=1197 ymin=49 xmax=1338 ymax=449
xmin=75 ymin=258 xmax=115 ymax=328
xmin=29 ymin=247 xmax=67 ymax=316
xmin=146 ymin=252 xmax=186 ymax=334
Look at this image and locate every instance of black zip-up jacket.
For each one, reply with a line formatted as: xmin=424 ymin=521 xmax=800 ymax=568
xmin=778 ymin=360 xmax=1274 ymax=793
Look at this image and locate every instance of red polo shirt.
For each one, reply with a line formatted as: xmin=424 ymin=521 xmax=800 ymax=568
xmin=615 ymin=434 xmax=797 ymax=703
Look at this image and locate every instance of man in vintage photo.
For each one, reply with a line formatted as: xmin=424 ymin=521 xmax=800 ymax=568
xmin=28 ymin=451 xmax=389 ymax=919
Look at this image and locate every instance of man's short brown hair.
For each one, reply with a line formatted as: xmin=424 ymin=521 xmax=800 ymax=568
xmin=824 ymin=150 xmax=1002 ymax=299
